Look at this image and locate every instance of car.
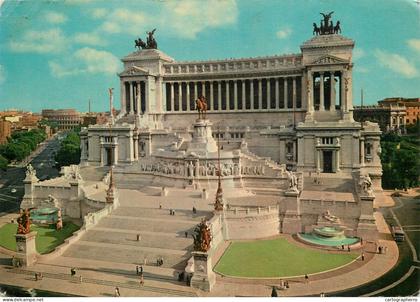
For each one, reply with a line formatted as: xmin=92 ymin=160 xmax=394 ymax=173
xmin=11 ymin=188 xmax=17 ymax=193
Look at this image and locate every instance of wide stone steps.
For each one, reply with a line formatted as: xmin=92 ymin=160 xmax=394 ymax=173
xmin=63 ymin=241 xmax=190 ymax=270
xmin=9 ymin=268 xmax=196 ymax=297
xmin=112 ymin=207 xmax=210 ymax=221
xmin=99 ymin=216 xmax=198 ymax=234
xmin=82 ymin=229 xmax=193 ymax=251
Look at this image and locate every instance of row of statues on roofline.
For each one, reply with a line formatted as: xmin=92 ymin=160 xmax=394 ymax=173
xmin=313 ymin=11 xmax=341 ymax=36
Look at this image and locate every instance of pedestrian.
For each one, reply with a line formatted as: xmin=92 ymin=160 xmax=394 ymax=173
xmin=361 ymin=252 xmax=365 ymax=261
xmin=285 ymin=280 xmax=289 ymax=289
xmin=159 ymin=203 xmax=162 ymax=209
xmin=192 ymin=207 xmax=196 ymax=214
xmin=169 ymin=209 xmax=173 ymax=215
xmin=143 ymin=257 xmax=147 ymax=265
xmin=139 ymin=274 xmax=144 ymax=286
xmin=347 ymin=245 xmax=351 ymax=252
xmin=279 ymin=279 xmax=284 ymax=289
xmin=115 ymin=286 xmax=120 ymax=297
xmin=271 ymin=286 xmax=278 ymax=297
xmin=341 ymin=244 xmax=344 ymax=250
xmin=185 ymin=231 xmax=188 ymax=238
xmin=136 ymin=234 xmax=140 ymax=241
xmin=378 ymin=246 xmax=382 ymax=254
xmin=172 ymin=210 xmax=175 ymax=216
xmin=304 ymin=274 xmax=309 ymax=283
xmin=320 ymin=292 xmax=325 ymax=297
xmin=79 ymin=275 xmax=83 ymax=283
xmin=140 ymin=265 xmax=143 ymax=274
xmin=71 ymin=267 xmax=76 ymax=276
xmin=360 ymin=237 xmax=363 ymax=245
xmin=35 ymin=272 xmax=38 ymax=281
xmin=136 ymin=265 xmax=139 ymax=275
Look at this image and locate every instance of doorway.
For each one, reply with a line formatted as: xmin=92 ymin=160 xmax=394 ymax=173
xmin=106 ymin=148 xmax=112 ymax=166
xmin=323 ymin=150 xmax=333 ymax=173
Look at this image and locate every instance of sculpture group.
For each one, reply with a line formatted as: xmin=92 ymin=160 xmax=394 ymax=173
xmin=135 ymin=28 xmax=158 ymax=50
xmin=17 ymin=208 xmax=31 ymax=235
xmin=313 ymin=12 xmax=341 ymax=35
xmin=193 ymin=219 xmax=212 ymax=252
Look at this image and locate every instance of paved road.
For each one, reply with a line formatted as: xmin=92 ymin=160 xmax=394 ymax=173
xmin=0 ymin=135 xmax=61 ymax=215
xmin=334 ymin=195 xmax=420 ymax=297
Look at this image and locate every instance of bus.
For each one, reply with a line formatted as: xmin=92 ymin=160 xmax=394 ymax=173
xmin=392 ymin=226 xmax=405 ymax=242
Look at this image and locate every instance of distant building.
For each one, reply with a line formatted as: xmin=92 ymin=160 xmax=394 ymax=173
xmin=354 ymin=104 xmax=406 ymax=132
xmin=0 ymin=110 xmax=42 ymax=132
xmin=42 ymin=109 xmax=81 ymax=131
xmin=378 ymin=97 xmax=420 ymax=126
xmin=80 ymin=112 xmax=111 ymax=127
xmin=0 ymin=118 xmax=12 ymax=144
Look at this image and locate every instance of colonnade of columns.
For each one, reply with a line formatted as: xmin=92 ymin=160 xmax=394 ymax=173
xmin=121 ymin=81 xmax=146 ymax=115
xmin=306 ymin=69 xmax=350 ymax=114
xmin=165 ymin=76 xmax=302 ymax=112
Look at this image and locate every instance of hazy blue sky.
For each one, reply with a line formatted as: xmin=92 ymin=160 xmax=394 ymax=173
xmin=0 ymin=0 xmax=419 ymax=112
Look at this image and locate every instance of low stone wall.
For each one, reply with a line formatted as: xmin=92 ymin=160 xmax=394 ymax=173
xmin=224 ymin=206 xmax=280 ymax=240
xmin=37 ymin=204 xmax=113 ymax=262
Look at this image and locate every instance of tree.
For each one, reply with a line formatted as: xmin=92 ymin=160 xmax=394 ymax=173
xmin=54 ymin=130 xmax=81 ymax=168
xmin=0 ymin=154 xmax=8 ymax=171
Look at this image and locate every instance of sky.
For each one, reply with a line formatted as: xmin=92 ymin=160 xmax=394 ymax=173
xmin=0 ymin=0 xmax=419 ymax=113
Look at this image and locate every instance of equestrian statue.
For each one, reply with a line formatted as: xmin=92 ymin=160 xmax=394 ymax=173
xmin=195 ymin=95 xmax=207 ymax=120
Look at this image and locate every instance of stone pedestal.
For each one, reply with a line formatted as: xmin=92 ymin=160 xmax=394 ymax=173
xmin=14 ymin=232 xmax=37 ymax=267
xmin=357 ymin=195 xmax=377 ymax=240
xmin=187 ymin=119 xmax=218 ymax=156
xmin=282 ymin=190 xmax=302 ymax=234
xmin=190 ymin=251 xmax=216 ymax=292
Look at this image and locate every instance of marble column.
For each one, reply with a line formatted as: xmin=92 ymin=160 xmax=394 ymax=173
xmin=170 ymin=82 xmax=174 ymax=112
xmin=120 ymin=81 xmax=127 ymax=114
xmin=275 ymin=78 xmax=279 ymax=109
xmin=210 ymin=81 xmax=214 ymax=110
xmin=217 ymin=81 xmax=222 ymax=110
xmin=330 ymin=72 xmax=335 ymax=111
xmin=129 ymin=82 xmax=134 ymax=114
xmin=133 ymin=136 xmax=138 ymax=160
xmin=336 ymin=149 xmax=340 ymax=172
xmin=292 ymin=77 xmax=296 ymax=109
xmin=284 ymin=78 xmax=288 ymax=109
xmin=340 ymin=71 xmax=346 ymax=111
xmin=186 ymin=82 xmax=190 ymax=111
xmin=307 ymin=72 xmax=314 ymax=113
xmin=136 ymin=82 xmax=141 ymax=115
xmin=242 ymin=80 xmax=246 ymax=110
xmin=267 ymin=78 xmax=271 ymax=109
xmin=250 ymin=80 xmax=254 ymax=109
xmin=258 ymin=78 xmax=262 ymax=109
xmin=316 ymin=149 xmax=321 ymax=172
xmin=226 ymin=81 xmax=230 ymax=111
xmin=319 ymin=73 xmax=325 ymax=111
xmin=179 ymin=82 xmax=183 ymax=111
xmin=233 ymin=80 xmax=238 ymax=110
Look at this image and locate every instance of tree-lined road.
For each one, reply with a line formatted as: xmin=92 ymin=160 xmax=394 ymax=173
xmin=0 ymin=135 xmax=61 ymax=215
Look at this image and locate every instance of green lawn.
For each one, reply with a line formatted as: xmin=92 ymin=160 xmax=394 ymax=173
xmin=0 ymin=223 xmax=80 ymax=254
xmin=214 ymin=237 xmax=358 ymax=278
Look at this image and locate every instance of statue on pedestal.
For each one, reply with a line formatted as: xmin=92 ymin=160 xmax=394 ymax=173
xmin=286 ymin=170 xmax=299 ymax=192
xmin=195 ymin=96 xmax=207 ymax=120
xmin=359 ymin=174 xmax=373 ymax=195
xmin=192 ymin=219 xmax=212 ymax=252
xmin=135 ymin=28 xmax=158 ymax=50
xmin=17 ymin=208 xmax=31 ymax=235
xmin=25 ymin=164 xmax=36 ymax=179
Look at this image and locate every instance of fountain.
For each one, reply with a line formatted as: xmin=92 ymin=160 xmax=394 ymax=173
xmin=297 ymin=226 xmax=360 ymax=247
